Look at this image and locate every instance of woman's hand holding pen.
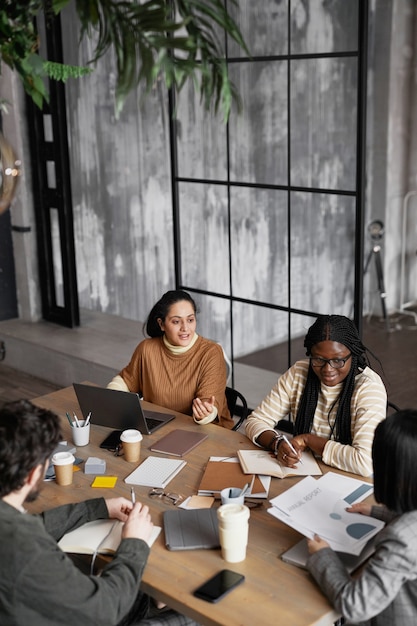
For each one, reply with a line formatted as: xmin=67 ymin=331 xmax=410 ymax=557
xmin=290 ymin=433 xmax=327 ymax=459
xmin=277 ymin=435 xmax=303 ymax=468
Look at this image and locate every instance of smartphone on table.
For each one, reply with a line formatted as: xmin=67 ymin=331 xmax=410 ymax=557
xmin=193 ymin=569 xmax=245 ymax=603
xmin=99 ymin=430 xmax=123 ymax=449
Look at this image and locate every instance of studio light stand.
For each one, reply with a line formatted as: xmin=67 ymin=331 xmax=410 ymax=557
xmin=364 ymin=220 xmax=390 ymax=332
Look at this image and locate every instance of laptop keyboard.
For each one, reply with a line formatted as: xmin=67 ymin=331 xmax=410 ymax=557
xmin=145 ymin=417 xmax=162 ymax=431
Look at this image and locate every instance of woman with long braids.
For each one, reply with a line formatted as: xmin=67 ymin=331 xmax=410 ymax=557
xmin=245 ymin=315 xmax=387 ymax=476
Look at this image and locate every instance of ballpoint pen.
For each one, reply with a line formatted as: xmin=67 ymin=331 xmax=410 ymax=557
xmin=130 ymin=487 xmax=136 ymax=505
xmin=65 ymin=412 xmax=73 ymax=427
xmin=282 ymin=434 xmax=303 ymax=464
xmin=85 ymin=412 xmax=91 ymax=426
xmin=73 ymin=412 xmax=80 ymax=428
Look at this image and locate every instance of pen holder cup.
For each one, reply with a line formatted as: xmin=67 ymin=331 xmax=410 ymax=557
xmin=220 ymin=487 xmax=245 ymax=506
xmin=72 ymin=420 xmax=90 ymax=446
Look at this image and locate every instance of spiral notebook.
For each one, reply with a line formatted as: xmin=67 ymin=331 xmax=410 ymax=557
xmin=124 ymin=456 xmax=186 ymax=488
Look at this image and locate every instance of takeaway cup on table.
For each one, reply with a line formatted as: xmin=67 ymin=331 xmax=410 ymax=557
xmin=217 ymin=503 xmax=250 ymax=563
xmin=52 ymin=451 xmax=75 ymax=486
xmin=120 ymin=429 xmax=143 ymax=462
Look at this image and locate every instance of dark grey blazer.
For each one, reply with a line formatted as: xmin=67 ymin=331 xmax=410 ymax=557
xmin=307 ymin=507 xmax=417 ymax=625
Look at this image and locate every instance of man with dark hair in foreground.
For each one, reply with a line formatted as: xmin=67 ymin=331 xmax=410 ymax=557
xmin=0 ymin=400 xmax=196 ymax=626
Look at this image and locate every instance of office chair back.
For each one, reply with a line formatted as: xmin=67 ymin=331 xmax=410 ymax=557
xmin=225 ymin=386 xmax=249 ymax=431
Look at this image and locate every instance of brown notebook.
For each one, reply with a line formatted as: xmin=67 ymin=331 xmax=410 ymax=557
xmin=150 ymin=429 xmax=208 ymax=457
xmin=197 ymin=459 xmax=268 ymax=498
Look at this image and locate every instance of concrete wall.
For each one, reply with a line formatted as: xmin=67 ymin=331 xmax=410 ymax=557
xmin=1 ymin=0 xmax=417 ymax=361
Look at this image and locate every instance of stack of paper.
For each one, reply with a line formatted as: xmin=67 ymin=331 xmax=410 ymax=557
xmin=198 ymin=456 xmax=271 ymax=498
xmin=268 ymin=474 xmax=384 ymax=555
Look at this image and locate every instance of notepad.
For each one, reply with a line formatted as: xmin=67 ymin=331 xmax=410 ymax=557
xmin=237 ymin=449 xmax=322 ymax=479
xmin=91 ymin=476 xmax=118 ymax=488
xmin=58 ymin=519 xmax=162 ymax=554
xmin=150 ymin=429 xmax=208 ymax=457
xmin=124 ymin=456 xmax=186 ymax=488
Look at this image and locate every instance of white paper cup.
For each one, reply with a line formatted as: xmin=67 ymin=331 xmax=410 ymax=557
xmin=217 ymin=503 xmax=250 ymax=563
xmin=52 ymin=451 xmax=75 ymax=486
xmin=71 ymin=420 xmax=90 ymax=446
xmin=220 ymin=487 xmax=245 ymax=506
xmin=120 ymin=429 xmax=143 ymax=462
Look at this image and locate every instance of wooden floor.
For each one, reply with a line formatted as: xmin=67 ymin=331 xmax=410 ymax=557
xmin=0 ymin=366 xmax=60 ymax=409
xmin=0 ymin=313 xmax=416 ymax=411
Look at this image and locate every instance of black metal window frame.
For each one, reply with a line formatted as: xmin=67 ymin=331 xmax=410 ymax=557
xmin=169 ymin=0 xmax=368 ymax=374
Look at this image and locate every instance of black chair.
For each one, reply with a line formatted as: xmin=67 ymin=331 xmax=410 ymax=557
xmin=225 ymin=386 xmax=249 ymax=431
xmin=387 ymin=400 xmax=401 ymax=414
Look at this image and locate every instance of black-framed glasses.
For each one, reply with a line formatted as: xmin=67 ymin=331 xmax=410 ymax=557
xmin=148 ymin=488 xmax=183 ymax=505
xmin=310 ymin=354 xmax=352 ymax=369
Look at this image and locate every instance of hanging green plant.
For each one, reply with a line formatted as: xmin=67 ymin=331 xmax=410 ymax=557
xmin=0 ymin=0 xmax=249 ymax=120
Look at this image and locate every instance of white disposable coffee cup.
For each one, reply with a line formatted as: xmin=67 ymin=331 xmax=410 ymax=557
xmin=120 ymin=429 xmax=143 ymax=462
xmin=71 ymin=420 xmax=90 ymax=447
xmin=220 ymin=487 xmax=245 ymax=506
xmin=52 ymin=451 xmax=75 ymax=486
xmin=217 ymin=503 xmax=250 ymax=563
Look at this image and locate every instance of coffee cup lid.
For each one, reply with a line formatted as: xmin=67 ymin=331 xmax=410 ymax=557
xmin=52 ymin=451 xmax=75 ymax=465
xmin=217 ymin=503 xmax=250 ymax=520
xmin=120 ymin=429 xmax=143 ymax=443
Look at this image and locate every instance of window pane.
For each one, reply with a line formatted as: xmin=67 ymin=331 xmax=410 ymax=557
xmin=50 ymin=207 xmax=64 ymax=307
xmin=179 ymin=183 xmax=230 ymax=293
xmin=290 ymin=57 xmax=358 ymax=190
xmin=176 ymin=83 xmax=227 ymax=181
xmin=227 ymin=0 xmax=288 ymax=57
xmin=231 ymin=187 xmax=288 ymax=307
xmin=193 ymin=293 xmax=232 ymax=360
xmin=290 ymin=191 xmax=355 ymax=315
xmin=291 ymin=0 xmax=359 ymax=54
xmin=229 ymin=61 xmax=288 ymax=185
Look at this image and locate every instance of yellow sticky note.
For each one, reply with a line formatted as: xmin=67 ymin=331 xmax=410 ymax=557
xmin=91 ymin=476 xmax=118 ymax=488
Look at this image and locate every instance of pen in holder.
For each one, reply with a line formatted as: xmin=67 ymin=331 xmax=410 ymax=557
xmin=68 ymin=411 xmax=91 ymax=446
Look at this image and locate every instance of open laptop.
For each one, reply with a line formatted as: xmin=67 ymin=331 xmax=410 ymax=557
xmin=73 ymin=383 xmax=175 ymax=435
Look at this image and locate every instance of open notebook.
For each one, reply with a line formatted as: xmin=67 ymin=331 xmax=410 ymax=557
xmin=58 ymin=519 xmax=161 ymax=555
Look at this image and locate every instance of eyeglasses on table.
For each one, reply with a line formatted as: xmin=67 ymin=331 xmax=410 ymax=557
xmin=148 ymin=488 xmax=183 ymax=505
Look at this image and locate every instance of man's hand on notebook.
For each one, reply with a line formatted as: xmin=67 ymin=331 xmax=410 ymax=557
xmin=122 ymin=503 xmax=154 ymax=543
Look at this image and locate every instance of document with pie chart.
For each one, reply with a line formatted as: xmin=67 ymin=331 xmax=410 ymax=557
xmin=268 ymin=475 xmax=385 ymax=555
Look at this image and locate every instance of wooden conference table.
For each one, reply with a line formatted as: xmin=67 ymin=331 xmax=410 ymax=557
xmin=30 ymin=385 xmax=361 ymax=626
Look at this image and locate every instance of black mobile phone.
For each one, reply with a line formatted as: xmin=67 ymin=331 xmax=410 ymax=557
xmin=99 ymin=430 xmax=123 ymax=449
xmin=193 ymin=570 xmax=245 ymax=603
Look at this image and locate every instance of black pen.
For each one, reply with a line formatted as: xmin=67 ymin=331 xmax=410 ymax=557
xmin=130 ymin=487 xmax=136 ymax=505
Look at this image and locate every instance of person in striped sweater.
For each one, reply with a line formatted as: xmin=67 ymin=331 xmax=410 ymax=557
xmin=245 ymin=315 xmax=387 ymax=476
xmin=108 ymin=290 xmax=233 ymax=428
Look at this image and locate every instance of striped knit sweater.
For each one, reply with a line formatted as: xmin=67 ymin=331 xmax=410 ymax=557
xmin=245 ymin=359 xmax=387 ymax=476
xmin=112 ymin=335 xmax=233 ymax=428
